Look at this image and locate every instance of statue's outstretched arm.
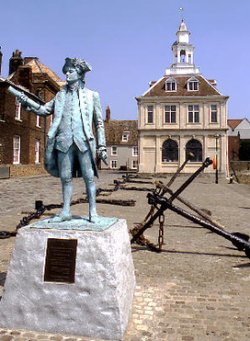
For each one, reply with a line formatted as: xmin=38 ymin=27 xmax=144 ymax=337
xmin=8 ymin=85 xmax=55 ymax=116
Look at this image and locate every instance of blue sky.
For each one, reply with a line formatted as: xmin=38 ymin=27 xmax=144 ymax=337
xmin=1 ymin=0 xmax=249 ymax=120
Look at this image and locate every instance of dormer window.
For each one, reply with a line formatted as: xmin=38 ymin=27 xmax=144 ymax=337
xmin=36 ymin=88 xmax=44 ymax=100
xmin=122 ymin=131 xmax=129 ymax=142
xmin=165 ymin=77 xmax=177 ymax=92
xmin=187 ymin=77 xmax=199 ymax=91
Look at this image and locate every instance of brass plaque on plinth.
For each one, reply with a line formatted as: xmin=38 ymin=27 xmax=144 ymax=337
xmin=44 ymin=238 xmax=77 ymax=283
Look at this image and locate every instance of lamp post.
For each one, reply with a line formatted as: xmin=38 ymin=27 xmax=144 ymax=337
xmin=215 ymin=134 xmax=219 ymax=184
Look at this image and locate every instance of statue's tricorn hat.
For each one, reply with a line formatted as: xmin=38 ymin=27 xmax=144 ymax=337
xmin=62 ymin=58 xmax=92 ymax=75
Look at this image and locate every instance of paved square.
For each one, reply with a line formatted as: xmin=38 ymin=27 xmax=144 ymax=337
xmin=0 ymin=171 xmax=250 ymax=341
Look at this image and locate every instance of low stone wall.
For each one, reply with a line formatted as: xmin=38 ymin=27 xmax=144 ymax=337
xmin=0 ymin=166 xmax=10 ymax=179
xmin=9 ymin=164 xmax=47 ymax=177
xmin=230 ymin=161 xmax=250 ymax=171
xmin=237 ymin=173 xmax=250 ymax=184
xmin=230 ymin=162 xmax=250 ymax=184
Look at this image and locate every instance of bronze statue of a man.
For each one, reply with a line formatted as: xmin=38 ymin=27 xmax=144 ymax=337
xmin=19 ymin=58 xmax=107 ymax=223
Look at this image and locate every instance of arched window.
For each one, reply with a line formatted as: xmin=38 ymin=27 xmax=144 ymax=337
xmin=162 ymin=139 xmax=178 ymax=162
xmin=186 ymin=139 xmax=202 ymax=162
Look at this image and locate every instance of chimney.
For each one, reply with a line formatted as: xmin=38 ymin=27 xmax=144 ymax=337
xmin=16 ymin=65 xmax=33 ymax=91
xmin=0 ymin=47 xmax=2 ymax=75
xmin=9 ymin=49 xmax=23 ymax=75
xmin=149 ymin=80 xmax=156 ymax=87
xmin=105 ymin=105 xmax=111 ymax=123
xmin=208 ymin=79 xmax=217 ymax=87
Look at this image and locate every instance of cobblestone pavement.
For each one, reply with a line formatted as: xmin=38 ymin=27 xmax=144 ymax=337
xmin=0 ymin=171 xmax=250 ymax=341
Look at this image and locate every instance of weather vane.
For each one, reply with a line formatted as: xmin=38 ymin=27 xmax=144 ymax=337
xmin=179 ymin=6 xmax=184 ymax=21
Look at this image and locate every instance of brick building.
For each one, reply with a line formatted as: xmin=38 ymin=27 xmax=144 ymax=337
xmin=100 ymin=106 xmax=138 ymax=170
xmin=227 ymin=135 xmax=240 ymax=161
xmin=227 ymin=118 xmax=250 ymax=161
xmin=0 ymin=49 xmax=63 ymax=177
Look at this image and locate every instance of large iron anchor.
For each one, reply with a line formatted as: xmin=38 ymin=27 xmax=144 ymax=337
xmin=147 ymin=193 xmax=250 ymax=259
xmin=131 ymin=157 xmax=213 ymax=245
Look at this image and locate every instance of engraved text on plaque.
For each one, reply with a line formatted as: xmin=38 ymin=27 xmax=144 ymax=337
xmin=44 ymin=238 xmax=77 ymax=283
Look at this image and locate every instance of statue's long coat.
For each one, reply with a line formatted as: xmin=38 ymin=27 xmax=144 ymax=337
xmin=40 ymin=86 xmax=105 ymax=178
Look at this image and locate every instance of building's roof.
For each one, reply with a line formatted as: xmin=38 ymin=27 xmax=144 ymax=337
xmin=142 ymin=74 xmax=222 ymax=97
xmin=104 ymin=120 xmax=138 ymax=146
xmin=25 ymin=59 xmax=65 ymax=86
xmin=8 ymin=58 xmax=65 ymax=88
xmin=227 ymin=119 xmax=243 ymax=130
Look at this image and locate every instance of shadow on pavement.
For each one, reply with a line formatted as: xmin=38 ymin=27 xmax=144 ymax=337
xmin=131 ymin=246 xmax=247 ymax=259
xmin=163 ymin=249 xmax=247 ymax=258
xmin=233 ymin=262 xmax=250 ymax=268
xmin=0 ymin=272 xmax=6 ymax=286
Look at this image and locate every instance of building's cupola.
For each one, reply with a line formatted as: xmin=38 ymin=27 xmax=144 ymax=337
xmin=166 ymin=19 xmax=200 ymax=75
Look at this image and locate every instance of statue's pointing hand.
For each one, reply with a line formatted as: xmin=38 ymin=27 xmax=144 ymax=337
xmin=97 ymin=147 xmax=108 ymax=165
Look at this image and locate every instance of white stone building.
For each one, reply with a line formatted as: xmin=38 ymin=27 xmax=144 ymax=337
xmin=228 ymin=118 xmax=250 ymax=140
xmin=137 ymin=20 xmax=229 ymax=174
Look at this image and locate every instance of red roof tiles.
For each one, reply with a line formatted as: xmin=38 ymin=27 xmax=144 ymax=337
xmin=227 ymin=119 xmax=243 ymax=129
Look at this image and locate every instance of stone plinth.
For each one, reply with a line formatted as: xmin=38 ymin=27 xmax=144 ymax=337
xmin=0 ymin=219 xmax=135 ymax=340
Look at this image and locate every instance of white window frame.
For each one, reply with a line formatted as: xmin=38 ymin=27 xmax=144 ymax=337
xmin=13 ymin=135 xmax=21 ymax=164
xmin=111 ymin=146 xmax=117 ymax=156
xmin=188 ymin=104 xmax=200 ymax=123
xmin=35 ymin=139 xmax=40 ymax=164
xmin=15 ymin=99 xmax=21 ymax=121
xmin=146 ymin=105 xmax=154 ymax=124
xmin=164 ymin=105 xmax=176 ymax=124
xmin=36 ymin=115 xmax=41 ymax=127
xmin=131 ymin=160 xmax=138 ymax=169
xmin=132 ymin=146 xmax=138 ymax=156
xmin=122 ymin=132 xmax=129 ymax=142
xmin=187 ymin=77 xmax=199 ymax=91
xmin=210 ymin=104 xmax=218 ymax=123
xmin=110 ymin=160 xmax=118 ymax=169
xmin=165 ymin=77 xmax=177 ymax=92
